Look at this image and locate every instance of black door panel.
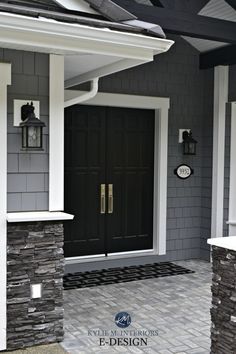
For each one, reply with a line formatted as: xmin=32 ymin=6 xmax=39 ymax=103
xmin=106 ymin=107 xmax=154 ymax=253
xmin=64 ymin=105 xmax=154 ymax=257
xmin=64 ymin=106 xmax=106 ymax=257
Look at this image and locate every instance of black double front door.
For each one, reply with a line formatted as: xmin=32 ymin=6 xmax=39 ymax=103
xmin=64 ymin=105 xmax=155 ymax=258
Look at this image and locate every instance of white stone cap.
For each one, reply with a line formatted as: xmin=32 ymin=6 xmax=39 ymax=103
xmin=7 ymin=211 xmax=74 ymax=223
xmin=207 ymin=236 xmax=236 ymax=251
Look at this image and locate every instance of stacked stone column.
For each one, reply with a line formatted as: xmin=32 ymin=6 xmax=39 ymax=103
xmin=211 ymin=246 xmax=236 ymax=354
xmin=7 ymin=222 xmax=64 ymax=350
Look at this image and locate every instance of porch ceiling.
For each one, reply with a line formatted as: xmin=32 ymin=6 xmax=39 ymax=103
xmin=0 ymin=11 xmax=173 ymax=87
xmin=64 ymin=53 xmax=123 ymax=87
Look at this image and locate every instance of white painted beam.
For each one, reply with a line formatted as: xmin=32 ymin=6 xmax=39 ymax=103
xmin=228 ymin=102 xmax=236 ymax=236
xmin=211 ymin=66 xmax=229 ymax=238
xmin=65 ymin=91 xmax=170 ymax=110
xmin=0 ymin=63 xmax=11 ymax=351
xmin=49 ymin=55 xmax=64 ymax=211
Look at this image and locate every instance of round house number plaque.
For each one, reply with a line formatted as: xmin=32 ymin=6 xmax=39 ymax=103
xmin=174 ymin=164 xmax=194 ymax=180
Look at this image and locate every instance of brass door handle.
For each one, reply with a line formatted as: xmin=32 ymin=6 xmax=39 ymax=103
xmin=100 ymin=184 xmax=106 ymax=214
xmin=108 ymin=184 xmax=113 ymax=214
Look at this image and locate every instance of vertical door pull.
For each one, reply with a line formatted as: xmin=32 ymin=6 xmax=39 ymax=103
xmin=108 ymin=184 xmax=113 ymax=214
xmin=100 ymin=184 xmax=106 ymax=214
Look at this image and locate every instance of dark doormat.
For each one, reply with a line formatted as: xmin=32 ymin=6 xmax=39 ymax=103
xmin=63 ymin=262 xmax=194 ymax=290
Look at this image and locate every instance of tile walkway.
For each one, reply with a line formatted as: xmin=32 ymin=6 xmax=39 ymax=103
xmin=61 ymin=260 xmax=212 ymax=354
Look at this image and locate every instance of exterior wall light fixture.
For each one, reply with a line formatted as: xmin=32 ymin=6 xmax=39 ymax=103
xmin=182 ymin=130 xmax=197 ymax=155
xmin=20 ymin=101 xmax=45 ymax=150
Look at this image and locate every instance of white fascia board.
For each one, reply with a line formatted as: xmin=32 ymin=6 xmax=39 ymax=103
xmin=0 ymin=12 xmax=174 ymax=59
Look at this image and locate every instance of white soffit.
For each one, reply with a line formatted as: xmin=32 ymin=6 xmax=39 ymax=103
xmin=135 ymin=0 xmax=153 ymax=5
xmin=199 ymin=0 xmax=236 ymax=21
xmin=54 ymin=0 xmax=99 ymax=15
xmin=65 ymin=54 xmax=122 ymax=81
xmin=182 ymin=0 xmax=236 ymax=52
xmin=182 ymin=36 xmax=228 ymax=52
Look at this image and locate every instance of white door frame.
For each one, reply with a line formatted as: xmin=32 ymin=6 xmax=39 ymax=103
xmin=227 ymin=102 xmax=236 ymax=235
xmin=64 ymin=91 xmax=170 ymax=264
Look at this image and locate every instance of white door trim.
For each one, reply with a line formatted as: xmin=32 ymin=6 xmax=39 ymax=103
xmin=0 ymin=63 xmax=11 ymax=351
xmin=211 ymin=66 xmax=229 ymax=238
xmin=64 ymin=91 xmax=170 ymax=262
xmin=227 ymin=102 xmax=236 ymax=235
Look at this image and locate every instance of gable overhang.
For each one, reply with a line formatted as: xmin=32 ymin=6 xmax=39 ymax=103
xmin=0 ymin=11 xmax=173 ymax=87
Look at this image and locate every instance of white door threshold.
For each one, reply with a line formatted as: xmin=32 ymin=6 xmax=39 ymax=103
xmin=65 ymin=249 xmax=155 ymax=265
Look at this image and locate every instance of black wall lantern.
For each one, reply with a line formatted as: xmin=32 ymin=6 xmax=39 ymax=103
xmin=182 ymin=130 xmax=197 ymax=155
xmin=20 ymin=102 xmax=45 ymax=150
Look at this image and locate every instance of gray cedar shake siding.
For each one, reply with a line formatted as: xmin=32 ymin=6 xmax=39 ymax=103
xmin=6 ymin=49 xmax=49 ymax=212
xmin=5 ymin=37 xmax=235 ymax=262
xmin=99 ymin=35 xmax=214 ymax=261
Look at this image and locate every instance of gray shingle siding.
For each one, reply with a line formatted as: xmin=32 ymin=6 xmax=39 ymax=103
xmin=99 ymin=35 xmax=214 ymax=261
xmin=7 ymin=36 xmax=234 ymax=261
xmin=3 ymin=49 xmax=49 ymax=212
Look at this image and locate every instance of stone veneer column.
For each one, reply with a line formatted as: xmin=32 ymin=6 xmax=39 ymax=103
xmin=7 ymin=222 xmax=64 ymax=350
xmin=211 ymin=245 xmax=236 ymax=354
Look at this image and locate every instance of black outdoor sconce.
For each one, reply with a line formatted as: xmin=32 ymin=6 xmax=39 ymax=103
xmin=182 ymin=130 xmax=197 ymax=155
xmin=20 ymin=102 xmax=45 ymax=150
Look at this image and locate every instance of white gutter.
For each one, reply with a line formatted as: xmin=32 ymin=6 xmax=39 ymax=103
xmin=64 ymin=78 xmax=99 ymax=107
xmin=0 ymin=12 xmax=174 ymax=58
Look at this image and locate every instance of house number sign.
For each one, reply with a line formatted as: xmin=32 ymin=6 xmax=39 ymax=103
xmin=174 ymin=164 xmax=194 ymax=180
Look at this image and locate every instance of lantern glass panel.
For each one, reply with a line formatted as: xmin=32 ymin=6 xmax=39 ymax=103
xmin=27 ymin=126 xmax=41 ymax=148
xmin=22 ymin=127 xmax=27 ymax=148
xmin=188 ymin=142 xmax=195 ymax=155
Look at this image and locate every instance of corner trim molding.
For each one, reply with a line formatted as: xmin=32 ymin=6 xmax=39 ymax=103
xmin=211 ymin=66 xmax=229 ymax=238
xmin=49 ymin=54 xmax=64 ymax=211
xmin=0 ymin=62 xmax=11 ymax=351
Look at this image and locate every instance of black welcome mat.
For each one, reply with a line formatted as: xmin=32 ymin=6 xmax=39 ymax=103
xmin=63 ymin=262 xmax=194 ymax=290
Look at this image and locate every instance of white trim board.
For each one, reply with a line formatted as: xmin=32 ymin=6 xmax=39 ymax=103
xmin=64 ymin=91 xmax=170 ymax=257
xmin=49 ymin=54 xmax=64 ymax=211
xmin=211 ymin=66 xmax=229 ymax=238
xmin=0 ymin=63 xmax=11 ymax=351
xmin=228 ymin=102 xmax=236 ymax=236
xmin=7 ymin=211 xmax=74 ymax=223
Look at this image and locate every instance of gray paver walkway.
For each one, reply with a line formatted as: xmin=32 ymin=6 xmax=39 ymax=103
xmin=61 ymin=260 xmax=211 ymax=354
